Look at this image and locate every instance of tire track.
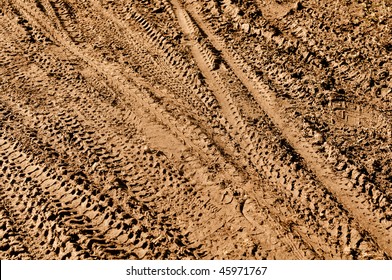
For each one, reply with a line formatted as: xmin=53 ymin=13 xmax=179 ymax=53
xmin=184 ymin=1 xmax=392 ymax=257
xmin=168 ymin=0 xmax=386 ymax=259
xmin=1 ymin=2 xmax=310 ymax=260
xmin=0 ymin=199 xmax=32 ymax=259
xmin=0 ymin=99 xmax=203 ymax=259
xmin=2 ymin=0 xmax=390 ymax=260
xmin=209 ymin=0 xmax=392 ymax=198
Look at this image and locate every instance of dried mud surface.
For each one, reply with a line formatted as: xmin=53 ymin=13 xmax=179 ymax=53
xmin=0 ymin=0 xmax=391 ymax=260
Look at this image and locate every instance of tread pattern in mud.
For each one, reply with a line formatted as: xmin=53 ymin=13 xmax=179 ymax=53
xmin=0 ymin=0 xmax=391 ymax=259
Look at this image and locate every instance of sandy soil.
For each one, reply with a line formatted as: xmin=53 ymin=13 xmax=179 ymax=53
xmin=0 ymin=0 xmax=391 ymax=260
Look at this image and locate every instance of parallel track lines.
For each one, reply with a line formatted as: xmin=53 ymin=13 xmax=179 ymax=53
xmin=185 ymin=2 xmax=392 ymax=257
xmin=1 ymin=0 xmax=390 ymax=260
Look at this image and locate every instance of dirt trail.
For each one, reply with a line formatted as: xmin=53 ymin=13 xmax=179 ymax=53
xmin=184 ymin=2 xmax=392 ymax=256
xmin=1 ymin=0 xmax=391 ymax=260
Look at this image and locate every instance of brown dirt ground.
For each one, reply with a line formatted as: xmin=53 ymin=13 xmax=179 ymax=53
xmin=0 ymin=0 xmax=391 ymax=260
